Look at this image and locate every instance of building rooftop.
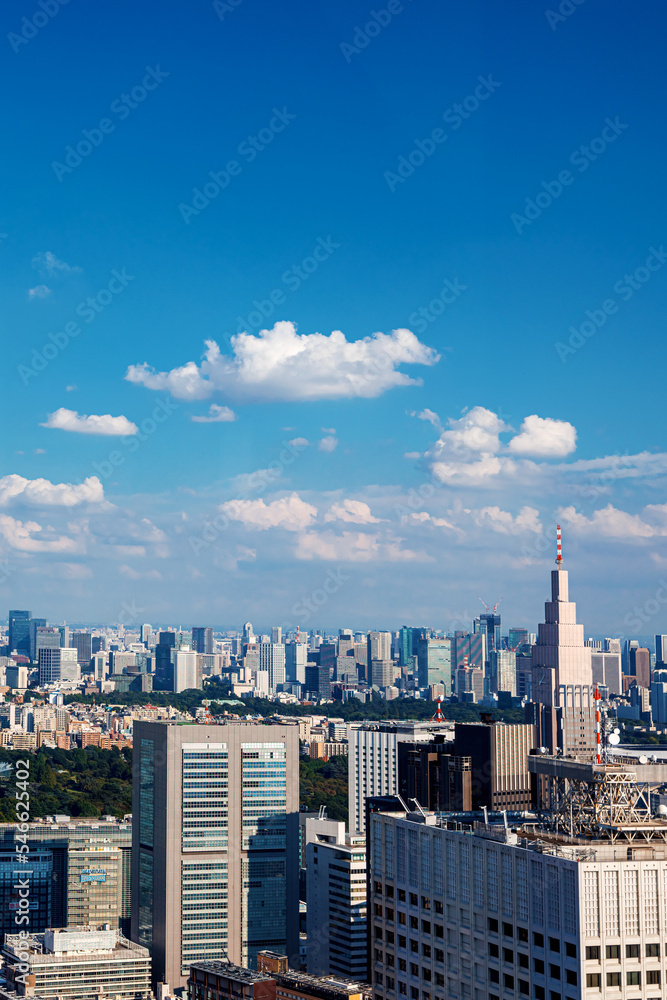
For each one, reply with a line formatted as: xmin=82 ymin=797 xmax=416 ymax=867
xmin=189 ymin=962 xmax=275 ymax=984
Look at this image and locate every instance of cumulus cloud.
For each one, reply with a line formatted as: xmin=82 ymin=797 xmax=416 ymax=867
xmin=325 ymin=500 xmax=382 ymax=524
xmin=508 ymin=415 xmax=577 ymax=457
xmin=295 ymin=529 xmax=432 ymax=563
xmin=318 ymin=435 xmax=338 ymax=453
xmin=125 ymin=321 xmax=439 ymax=403
xmin=412 ymin=408 xmax=442 ymax=430
xmin=473 ymin=505 xmax=542 ymax=535
xmin=288 ymin=437 xmax=309 ymax=448
xmin=28 ymin=285 xmax=51 ymax=299
xmin=119 ymin=564 xmax=163 ymax=580
xmin=191 ymin=403 xmax=237 ymax=423
xmin=41 ymin=409 xmax=138 ymax=436
xmin=32 ymin=251 xmax=81 ymax=276
xmin=220 ymin=493 xmax=318 ymax=531
xmin=0 ymin=514 xmax=80 ymax=553
xmin=558 ymin=504 xmax=659 ymax=538
xmin=0 ymin=474 xmax=105 ymax=507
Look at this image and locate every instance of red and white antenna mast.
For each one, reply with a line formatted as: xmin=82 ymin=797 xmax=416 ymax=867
xmin=594 ymin=686 xmax=601 ymax=764
xmin=556 ymin=524 xmax=563 ymax=567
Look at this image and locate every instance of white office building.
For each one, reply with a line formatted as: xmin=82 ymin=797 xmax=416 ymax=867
xmin=304 ymin=816 xmax=368 ymax=980
xmin=348 ymin=722 xmax=452 ymax=834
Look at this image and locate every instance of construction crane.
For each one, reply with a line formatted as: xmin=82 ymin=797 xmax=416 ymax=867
xmin=478 ymin=597 xmax=502 ymax=613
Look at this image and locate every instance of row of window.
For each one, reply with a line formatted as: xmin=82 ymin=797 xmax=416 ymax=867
xmin=585 ymin=943 xmax=661 ymax=960
xmin=586 ymin=971 xmax=661 ymax=987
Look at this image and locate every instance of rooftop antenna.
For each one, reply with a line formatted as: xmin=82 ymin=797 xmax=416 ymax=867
xmin=594 ymin=687 xmax=601 ymax=764
xmin=556 ymin=524 xmax=563 ymax=567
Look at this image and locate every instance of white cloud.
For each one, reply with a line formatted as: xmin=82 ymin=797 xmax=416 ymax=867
xmin=28 ymin=285 xmax=51 ymax=299
xmin=288 ymin=437 xmax=309 ymax=448
xmin=322 ymin=426 xmax=336 ymax=434
xmin=0 ymin=474 xmax=105 ymax=508
xmin=191 ymin=403 xmax=237 ymax=423
xmin=413 ymin=408 xmax=442 ymax=430
xmin=325 ymin=499 xmax=382 ymax=524
xmin=125 ymin=321 xmax=439 ymax=403
xmin=0 ymin=514 xmax=80 ymax=553
xmin=220 ymin=493 xmax=318 ymax=532
xmin=473 ymin=505 xmax=542 ymax=535
xmin=400 ymin=511 xmax=458 ymax=530
xmin=558 ymin=504 xmax=659 ymax=538
xmin=119 ymin=564 xmax=163 ymax=580
xmin=295 ymin=529 xmax=432 ymax=563
xmin=41 ymin=409 xmax=138 ymax=436
xmin=32 ymin=251 xmax=81 ymax=276
xmin=508 ymin=415 xmax=577 ymax=457
xmin=66 ymin=385 xmax=77 ymax=392
xmin=318 ymin=435 xmax=338 ymax=453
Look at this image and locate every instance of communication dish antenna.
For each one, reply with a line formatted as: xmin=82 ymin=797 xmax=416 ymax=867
xmin=607 ymin=733 xmax=621 ymax=746
xmin=639 ymin=755 xmax=649 ymax=764
xmin=613 ymin=728 xmax=620 ymax=735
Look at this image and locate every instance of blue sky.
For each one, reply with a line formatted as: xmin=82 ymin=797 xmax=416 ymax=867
xmin=2 ymin=0 xmax=667 ymax=636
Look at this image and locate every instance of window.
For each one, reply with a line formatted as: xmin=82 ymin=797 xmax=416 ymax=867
xmin=504 ymin=975 xmax=515 ymax=990
xmin=489 ymin=918 xmax=499 ymax=933
xmin=375 ymin=881 xmax=383 ymax=893
xmin=626 ymin=971 xmax=641 ymax=986
xmin=565 ymin=943 xmax=576 ymax=959
xmin=399 ymin=983 xmax=407 ymax=995
xmin=489 ymin=970 xmax=499 ymax=984
xmin=435 ymin=949 xmax=444 ymax=963
xmin=489 ymin=944 xmax=499 ymax=958
xmin=434 ymin=900 xmax=443 ymax=914
xmin=398 ymin=912 xmax=406 ymax=925
xmin=387 ymin=908 xmax=395 ymax=921
xmin=586 ymin=946 xmax=600 ymax=960
xmin=534 ymin=989 xmax=545 ymax=1000
xmin=565 ymin=971 xmax=576 ymax=986
xmin=422 ymin=896 xmax=431 ymax=910
xmin=606 ymin=945 xmax=620 ymax=960
xmin=387 ymin=978 xmax=395 ymax=991
xmin=375 ymin=973 xmax=383 ymax=985
xmin=422 ymin=945 xmax=431 ymax=958
xmin=410 ymin=916 xmax=418 ymax=930
xmin=503 ymin=948 xmax=514 ymax=964
xmin=534 ymin=932 xmax=544 ymax=948
xmin=646 ymin=943 xmax=660 ymax=958
xmin=518 ymin=927 xmax=529 ymax=943
xmin=375 ymin=928 xmax=383 ymax=939
xmin=647 ymin=970 xmax=661 ymax=985
xmin=606 ymin=973 xmax=620 ymax=987
xmin=398 ymin=890 xmax=406 ymax=902
xmin=585 ymin=974 xmax=601 ymax=988
xmin=503 ymin=922 xmax=514 ymax=938
xmin=410 ymin=940 xmax=418 ymax=953
xmin=519 ymin=981 xmax=529 ymax=996
xmin=375 ymin=949 xmax=383 ymax=962
xmin=399 ymin=935 xmax=406 ymax=949
xmin=549 ymin=938 xmax=560 ymax=953
xmin=387 ymin=885 xmax=394 ymax=897
xmin=387 ymin=954 xmax=395 ymax=967
xmin=435 ymin=924 xmax=443 ymax=938
xmin=549 ymin=965 xmax=561 ymax=980
xmin=519 ymin=954 xmax=529 ymax=969
xmin=410 ymin=964 xmax=419 ymax=976
xmin=410 ymin=893 xmax=418 ymax=906
xmin=534 ymin=959 xmax=545 ymax=974
xmin=435 ymin=975 xmax=444 ymax=988
xmin=422 ymin=920 xmax=431 ymax=933
xmin=626 ymin=944 xmax=640 ymax=959
xmin=375 ymin=904 xmax=383 ymax=916
xmin=549 ymin=993 xmax=561 ymax=1000
xmin=387 ymin=931 xmax=395 ymax=945
xmin=399 ymin=959 xmax=407 ymax=972
xmin=422 ymin=969 xmax=431 ymax=982
xmin=411 ymin=988 xmax=419 ymax=999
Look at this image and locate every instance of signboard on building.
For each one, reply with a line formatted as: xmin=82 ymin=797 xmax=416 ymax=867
xmin=80 ymin=869 xmax=107 ymax=883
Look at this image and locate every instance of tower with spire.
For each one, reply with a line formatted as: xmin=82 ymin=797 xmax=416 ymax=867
xmin=531 ymin=525 xmax=596 ymax=756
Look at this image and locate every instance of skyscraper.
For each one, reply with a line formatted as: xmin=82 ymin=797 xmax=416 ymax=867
xmin=531 ymin=526 xmax=595 ymax=754
xmin=70 ymin=630 xmax=93 ymax=667
xmin=131 ymin=721 xmax=299 ymax=989
xmin=192 ymin=626 xmax=214 ymax=654
xmin=8 ymin=610 xmax=31 ymax=656
xmin=28 ymin=617 xmax=47 ymax=661
xmin=656 ymin=634 xmax=667 ymax=668
xmin=417 ymin=637 xmax=452 ymax=692
xmin=154 ymin=630 xmax=177 ymax=690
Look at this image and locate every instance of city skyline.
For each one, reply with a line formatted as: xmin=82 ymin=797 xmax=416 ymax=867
xmin=2 ymin=2 xmax=667 ymax=631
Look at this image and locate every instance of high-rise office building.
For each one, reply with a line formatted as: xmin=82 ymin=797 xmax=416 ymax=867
xmin=192 ymin=626 xmax=214 ymax=654
xmin=8 ymin=609 xmax=31 ymax=656
xmin=38 ymin=646 xmax=79 ymax=686
xmin=591 ymin=648 xmax=622 ymax=696
xmin=305 ymin=663 xmax=331 ymax=701
xmin=70 ymin=630 xmax=93 ymax=667
xmin=174 ymin=649 xmax=202 ymax=692
xmin=479 ymin=611 xmax=501 ymax=652
xmin=131 ymin=721 xmax=299 ymax=989
xmin=488 ymin=649 xmax=517 ymax=696
xmin=629 ymin=646 xmax=651 ymax=689
xmin=305 ymin=820 xmax=367 ymax=980
xmin=348 ymin=722 xmax=448 ymax=834
xmin=34 ymin=625 xmax=61 ymax=661
xmin=417 ymin=638 xmax=452 ymax=692
xmin=531 ymin=528 xmax=595 ymax=755
xmin=508 ymin=627 xmax=529 ymax=649
xmin=398 ymin=627 xmax=413 ymax=669
xmin=154 ymin=631 xmax=177 ymax=690
xmin=656 ymin=634 xmax=667 ymax=668
xmin=285 ymin=641 xmax=307 ymax=684
xmin=259 ymin=642 xmax=286 ymax=692
xmin=271 ymin=626 xmax=282 ymax=644
xmin=452 ymin=632 xmax=485 ymax=671
xmin=371 ymin=659 xmax=394 ymax=689
xmin=28 ymin=617 xmax=47 ymax=661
